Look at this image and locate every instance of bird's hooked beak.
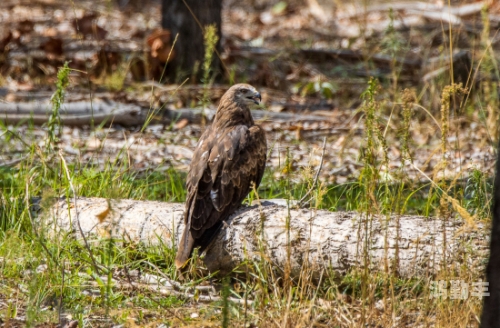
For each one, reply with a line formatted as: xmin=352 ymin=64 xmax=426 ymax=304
xmin=250 ymin=92 xmax=262 ymax=105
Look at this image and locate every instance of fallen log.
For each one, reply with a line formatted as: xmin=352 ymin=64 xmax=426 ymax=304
xmin=0 ymin=100 xmax=339 ymax=127
xmin=43 ymin=197 xmax=489 ymax=278
xmin=337 ymin=1 xmax=487 ymax=20
xmin=0 ymin=100 xmax=143 ymax=126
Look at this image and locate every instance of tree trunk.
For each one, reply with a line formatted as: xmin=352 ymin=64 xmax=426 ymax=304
xmin=480 ymin=140 xmax=500 ymax=327
xmin=43 ymin=197 xmax=489 ymax=278
xmin=161 ymin=0 xmax=222 ymax=83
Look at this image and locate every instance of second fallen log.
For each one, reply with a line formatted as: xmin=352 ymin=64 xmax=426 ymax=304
xmin=44 ymin=197 xmax=489 ymax=278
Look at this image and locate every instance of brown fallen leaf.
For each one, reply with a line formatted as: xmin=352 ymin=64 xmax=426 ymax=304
xmin=40 ymin=37 xmax=64 ymax=59
xmin=146 ymin=29 xmax=175 ymax=63
xmin=95 ymin=206 xmax=111 ymax=223
xmin=175 ymin=118 xmax=189 ymax=130
xmin=42 ymin=27 xmax=58 ymax=37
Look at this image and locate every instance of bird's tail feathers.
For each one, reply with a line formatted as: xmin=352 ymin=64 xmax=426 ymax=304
xmin=175 ymin=228 xmax=195 ymax=269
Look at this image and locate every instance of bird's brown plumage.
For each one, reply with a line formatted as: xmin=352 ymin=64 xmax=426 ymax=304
xmin=175 ymin=83 xmax=267 ymax=269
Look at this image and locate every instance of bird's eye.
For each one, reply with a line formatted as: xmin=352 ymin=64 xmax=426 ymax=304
xmin=239 ymin=88 xmax=248 ymax=93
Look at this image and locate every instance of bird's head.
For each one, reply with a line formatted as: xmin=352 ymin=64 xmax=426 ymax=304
xmin=214 ymin=83 xmax=261 ymax=127
xmin=225 ymin=83 xmax=262 ymax=107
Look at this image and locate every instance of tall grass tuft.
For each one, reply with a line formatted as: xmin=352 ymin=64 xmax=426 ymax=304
xmin=358 ymin=77 xmax=381 ymax=322
xmin=201 ymin=24 xmax=219 ymax=110
xmin=47 ymin=62 xmax=70 ymax=153
xmin=400 ymin=88 xmax=415 ymax=164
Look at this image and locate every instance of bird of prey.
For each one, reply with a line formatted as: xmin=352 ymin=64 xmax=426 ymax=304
xmin=175 ymin=83 xmax=267 ymax=269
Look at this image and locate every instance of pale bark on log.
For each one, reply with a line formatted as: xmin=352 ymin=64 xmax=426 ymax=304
xmin=43 ymin=197 xmax=489 ymax=278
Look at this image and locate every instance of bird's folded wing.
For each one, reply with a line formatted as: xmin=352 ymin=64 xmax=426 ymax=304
xmin=185 ymin=125 xmax=266 ymax=238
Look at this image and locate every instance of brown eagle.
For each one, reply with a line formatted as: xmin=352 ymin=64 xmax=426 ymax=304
xmin=175 ymin=84 xmax=267 ymax=269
